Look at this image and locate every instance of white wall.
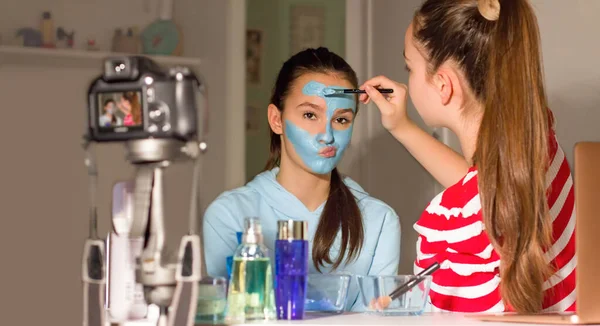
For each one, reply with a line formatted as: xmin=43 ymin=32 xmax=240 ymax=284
xmin=0 ymin=1 xmax=243 ymax=325
xmin=532 ymin=0 xmax=600 ymax=165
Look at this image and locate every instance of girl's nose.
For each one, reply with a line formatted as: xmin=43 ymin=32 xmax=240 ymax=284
xmin=317 ymin=123 xmax=334 ymax=145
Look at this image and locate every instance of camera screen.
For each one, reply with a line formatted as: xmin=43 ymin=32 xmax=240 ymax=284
xmin=97 ymin=91 xmax=143 ymax=129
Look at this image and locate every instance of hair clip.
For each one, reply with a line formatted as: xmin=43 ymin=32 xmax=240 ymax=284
xmin=478 ymin=0 xmax=500 ymax=21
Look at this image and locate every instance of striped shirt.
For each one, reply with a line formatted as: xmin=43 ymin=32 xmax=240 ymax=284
xmin=414 ymin=122 xmax=576 ymax=313
xmin=123 ymin=114 xmax=134 ymax=126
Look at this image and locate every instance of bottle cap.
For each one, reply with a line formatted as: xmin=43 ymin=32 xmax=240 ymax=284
xmin=277 ymin=220 xmax=308 ymax=241
xmin=242 ymin=217 xmax=263 ymax=244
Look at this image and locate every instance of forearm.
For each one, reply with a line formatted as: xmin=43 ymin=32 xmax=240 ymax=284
xmin=391 ymin=121 xmax=469 ymax=188
xmin=116 ymin=103 xmax=129 ymax=114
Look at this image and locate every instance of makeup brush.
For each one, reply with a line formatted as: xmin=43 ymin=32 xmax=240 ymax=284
xmin=342 ymin=88 xmax=393 ymax=94
xmin=369 ymin=262 xmax=440 ymax=310
xmin=323 ymin=88 xmax=394 ymax=96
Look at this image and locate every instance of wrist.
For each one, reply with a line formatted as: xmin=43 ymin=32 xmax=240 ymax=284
xmin=389 ymin=119 xmax=417 ymax=142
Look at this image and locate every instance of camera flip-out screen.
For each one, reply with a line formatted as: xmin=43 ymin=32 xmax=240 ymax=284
xmin=97 ymin=90 xmax=144 ymax=132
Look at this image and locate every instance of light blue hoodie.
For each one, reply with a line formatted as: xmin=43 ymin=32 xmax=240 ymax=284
xmin=202 ymin=168 xmax=401 ymax=311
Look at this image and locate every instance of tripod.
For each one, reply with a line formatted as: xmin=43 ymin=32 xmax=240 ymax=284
xmin=82 ymin=139 xmax=207 ymax=326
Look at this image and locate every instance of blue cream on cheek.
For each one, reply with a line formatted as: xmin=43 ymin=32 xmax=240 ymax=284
xmin=285 ymin=81 xmax=356 ymax=175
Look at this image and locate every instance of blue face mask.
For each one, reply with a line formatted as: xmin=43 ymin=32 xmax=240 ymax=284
xmin=284 ymin=81 xmax=356 ymax=175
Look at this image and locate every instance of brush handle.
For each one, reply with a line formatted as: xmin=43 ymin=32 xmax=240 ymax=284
xmin=343 ymin=88 xmax=393 ymax=94
xmin=388 ymin=278 xmax=419 ymax=301
xmin=389 ymin=262 xmax=440 ymax=300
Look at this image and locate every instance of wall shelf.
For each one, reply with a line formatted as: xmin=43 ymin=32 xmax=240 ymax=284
xmin=0 ymin=45 xmax=201 ymax=69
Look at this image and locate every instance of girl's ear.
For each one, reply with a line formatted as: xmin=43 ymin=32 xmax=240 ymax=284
xmin=433 ymin=69 xmax=454 ymax=106
xmin=268 ymin=104 xmax=283 ymax=135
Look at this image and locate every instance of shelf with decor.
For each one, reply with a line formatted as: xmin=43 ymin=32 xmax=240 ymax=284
xmin=0 ymin=0 xmax=200 ymax=70
xmin=0 ymin=45 xmax=201 ymax=69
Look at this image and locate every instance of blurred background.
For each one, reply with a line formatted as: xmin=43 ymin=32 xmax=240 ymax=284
xmin=0 ymin=0 xmax=598 ymax=324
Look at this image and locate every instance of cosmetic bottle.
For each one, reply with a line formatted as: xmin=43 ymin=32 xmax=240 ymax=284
xmin=275 ymin=220 xmax=309 ymax=320
xmin=40 ymin=11 xmax=55 ymax=47
xmin=226 ymin=218 xmax=276 ymax=322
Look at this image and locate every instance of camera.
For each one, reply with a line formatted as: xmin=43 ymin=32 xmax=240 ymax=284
xmin=87 ymin=56 xmax=201 ymax=143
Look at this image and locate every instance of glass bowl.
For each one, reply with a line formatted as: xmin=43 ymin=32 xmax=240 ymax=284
xmin=356 ymin=275 xmax=431 ymax=316
xmin=304 ymin=273 xmax=351 ymax=314
xmin=195 ymin=276 xmax=227 ymax=324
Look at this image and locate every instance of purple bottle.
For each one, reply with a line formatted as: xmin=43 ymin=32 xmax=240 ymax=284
xmin=275 ymin=220 xmax=309 ymax=320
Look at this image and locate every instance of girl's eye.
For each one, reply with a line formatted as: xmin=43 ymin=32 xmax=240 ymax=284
xmin=404 ymin=65 xmax=411 ymax=73
xmin=303 ymin=112 xmax=317 ymax=120
xmin=335 ymin=117 xmax=350 ymax=125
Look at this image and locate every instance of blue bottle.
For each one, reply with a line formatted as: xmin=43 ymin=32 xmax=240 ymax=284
xmin=226 ymin=232 xmax=243 ymax=279
xmin=275 ymin=220 xmax=309 ymax=320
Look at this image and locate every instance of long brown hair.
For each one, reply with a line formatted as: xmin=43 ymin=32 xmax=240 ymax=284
xmin=123 ymin=91 xmax=142 ymax=125
xmin=414 ymin=0 xmax=552 ymax=313
xmin=265 ymin=47 xmax=364 ymax=271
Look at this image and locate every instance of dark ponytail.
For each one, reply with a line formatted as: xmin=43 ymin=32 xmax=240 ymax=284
xmin=316 ymin=167 xmax=364 ymax=271
xmin=265 ymin=47 xmax=364 ymax=271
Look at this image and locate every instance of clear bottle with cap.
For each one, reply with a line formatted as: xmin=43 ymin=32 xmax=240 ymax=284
xmin=275 ymin=220 xmax=309 ymax=320
xmin=225 ymin=218 xmax=276 ymax=322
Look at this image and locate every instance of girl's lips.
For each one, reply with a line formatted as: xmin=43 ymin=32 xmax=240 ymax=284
xmin=319 ymin=146 xmax=337 ymax=158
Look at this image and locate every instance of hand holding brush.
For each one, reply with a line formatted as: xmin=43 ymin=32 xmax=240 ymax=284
xmin=369 ymin=262 xmax=440 ymax=311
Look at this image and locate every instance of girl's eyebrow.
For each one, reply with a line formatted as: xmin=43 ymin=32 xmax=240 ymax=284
xmin=296 ymin=102 xmax=325 ymax=111
xmin=334 ymin=108 xmax=354 ymax=114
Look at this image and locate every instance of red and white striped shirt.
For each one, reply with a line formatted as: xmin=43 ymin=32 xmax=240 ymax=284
xmin=414 ymin=120 xmax=576 ymax=313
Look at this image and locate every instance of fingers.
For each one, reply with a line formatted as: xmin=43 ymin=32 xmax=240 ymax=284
xmin=362 ymin=83 xmax=408 ymax=111
xmin=359 ymin=75 xmax=393 ymax=103
xmin=363 ymin=75 xmax=397 ymax=89
xmin=359 ymin=75 xmax=406 ymax=104
xmin=363 ymin=85 xmax=391 ymax=109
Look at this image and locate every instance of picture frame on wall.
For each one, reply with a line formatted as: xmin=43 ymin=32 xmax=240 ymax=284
xmin=246 ymin=29 xmax=263 ymax=84
xmin=290 ymin=5 xmax=325 ymax=55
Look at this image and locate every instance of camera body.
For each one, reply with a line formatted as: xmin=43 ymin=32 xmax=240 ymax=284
xmin=87 ymin=56 xmax=200 ymax=143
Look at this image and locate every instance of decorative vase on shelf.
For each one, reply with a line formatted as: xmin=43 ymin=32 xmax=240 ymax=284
xmin=112 ymin=27 xmax=142 ymax=54
xmin=140 ymin=0 xmax=183 ymax=56
xmin=56 ymin=27 xmax=75 ymax=49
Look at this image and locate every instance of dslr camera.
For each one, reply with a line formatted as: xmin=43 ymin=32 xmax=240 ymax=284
xmin=87 ymin=56 xmax=201 ymax=142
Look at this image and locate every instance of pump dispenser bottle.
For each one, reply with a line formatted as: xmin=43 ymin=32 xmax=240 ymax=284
xmin=225 ymin=218 xmax=276 ymax=322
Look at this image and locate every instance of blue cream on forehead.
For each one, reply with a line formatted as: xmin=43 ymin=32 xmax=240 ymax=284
xmin=284 ymin=81 xmax=356 ymax=175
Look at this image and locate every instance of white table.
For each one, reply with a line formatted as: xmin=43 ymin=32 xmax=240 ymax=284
xmin=196 ymin=312 xmax=591 ymax=326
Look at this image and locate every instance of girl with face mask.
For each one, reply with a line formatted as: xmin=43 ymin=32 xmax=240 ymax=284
xmin=360 ymin=0 xmax=575 ymax=315
xmin=203 ymin=47 xmax=401 ymax=311
xmin=99 ymin=99 xmax=122 ymax=127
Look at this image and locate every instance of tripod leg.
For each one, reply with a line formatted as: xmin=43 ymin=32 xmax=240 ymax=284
xmin=82 ymin=238 xmax=106 ymax=326
xmin=168 ymin=235 xmax=201 ymax=326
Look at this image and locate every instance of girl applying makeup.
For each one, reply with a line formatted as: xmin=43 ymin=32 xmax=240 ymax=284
xmin=361 ymin=0 xmax=575 ymax=314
